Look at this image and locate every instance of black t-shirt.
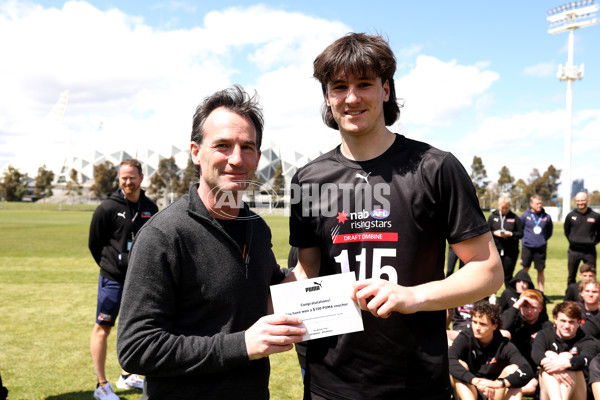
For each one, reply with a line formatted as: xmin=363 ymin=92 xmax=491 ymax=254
xmin=289 ymin=134 xmax=489 ymax=399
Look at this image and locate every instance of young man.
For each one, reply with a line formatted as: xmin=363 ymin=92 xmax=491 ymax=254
xmin=116 ymin=86 xmax=306 ymax=399
xmin=488 ymin=195 xmax=524 ymax=287
xmin=520 ymin=195 xmax=553 ymax=293
xmin=531 ymin=301 xmax=597 ymax=400
xmin=578 ymin=280 xmax=600 ymax=323
xmin=287 ymin=33 xmax=503 ymax=399
xmin=449 ymin=301 xmax=532 ymax=400
xmin=564 ymin=192 xmax=600 ymax=286
xmin=501 ymin=289 xmax=553 ymax=396
xmin=498 ymin=269 xmax=538 ymax=313
xmin=88 ymin=158 xmax=158 ymax=399
xmin=564 ymin=263 xmax=596 ymax=301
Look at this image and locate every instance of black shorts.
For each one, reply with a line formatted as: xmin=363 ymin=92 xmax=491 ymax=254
xmin=521 ymin=246 xmax=547 ymax=271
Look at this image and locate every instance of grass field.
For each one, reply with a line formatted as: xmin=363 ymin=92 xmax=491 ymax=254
xmin=0 ymin=202 xmax=571 ymax=399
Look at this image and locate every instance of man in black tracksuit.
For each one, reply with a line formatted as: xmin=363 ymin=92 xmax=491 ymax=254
xmin=449 ymin=301 xmax=533 ymax=399
xmin=89 ymin=158 xmax=158 ymax=398
xmin=564 ymin=191 xmax=600 ymax=286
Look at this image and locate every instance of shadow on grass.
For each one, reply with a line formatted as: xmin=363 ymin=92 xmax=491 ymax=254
xmin=547 ymin=294 xmax=565 ymax=303
xmin=46 ymin=389 xmax=140 ymax=400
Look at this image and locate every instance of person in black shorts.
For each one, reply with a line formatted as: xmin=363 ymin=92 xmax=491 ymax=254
xmin=564 ymin=263 xmax=596 ymax=301
xmin=284 ymin=32 xmax=503 ymax=400
xmin=88 ymin=159 xmax=158 ymax=399
xmin=520 ymin=195 xmax=553 ymax=293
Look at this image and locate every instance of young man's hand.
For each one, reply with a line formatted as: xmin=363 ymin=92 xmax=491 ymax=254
xmin=351 ymin=279 xmax=420 ymax=317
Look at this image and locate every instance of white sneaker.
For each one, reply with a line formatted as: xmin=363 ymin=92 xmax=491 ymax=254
xmin=116 ymin=374 xmax=144 ymax=390
xmin=94 ymin=383 xmax=120 ymax=400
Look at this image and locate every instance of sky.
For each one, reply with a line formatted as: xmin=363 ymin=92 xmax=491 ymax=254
xmin=1 ymin=0 xmax=599 ymax=194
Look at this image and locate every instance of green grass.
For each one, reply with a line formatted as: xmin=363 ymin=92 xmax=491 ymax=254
xmin=0 ymin=203 xmax=571 ymax=398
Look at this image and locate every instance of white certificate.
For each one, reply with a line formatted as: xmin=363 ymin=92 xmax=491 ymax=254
xmin=270 ymin=272 xmax=364 ymax=341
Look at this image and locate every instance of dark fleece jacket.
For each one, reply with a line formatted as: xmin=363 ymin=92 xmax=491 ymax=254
xmin=117 ymin=184 xmax=285 ymax=400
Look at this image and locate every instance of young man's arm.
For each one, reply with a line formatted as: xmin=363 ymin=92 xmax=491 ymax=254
xmin=282 ymin=246 xmax=321 ymax=282
xmin=352 ymin=231 xmax=502 ymax=317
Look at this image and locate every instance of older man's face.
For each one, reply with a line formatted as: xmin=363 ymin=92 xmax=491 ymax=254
xmin=575 ymin=193 xmax=589 ymax=212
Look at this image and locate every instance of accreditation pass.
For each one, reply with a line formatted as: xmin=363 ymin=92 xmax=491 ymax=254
xmin=270 ymin=272 xmax=364 ymax=341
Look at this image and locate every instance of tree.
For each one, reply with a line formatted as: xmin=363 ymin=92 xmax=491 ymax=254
xmin=539 ymin=165 xmax=561 ymax=205
xmin=271 ymin=162 xmax=285 ymax=193
xmin=90 ymin=161 xmax=118 ymax=199
xmin=0 ymin=165 xmax=28 ymax=201
xmin=470 ymin=156 xmax=489 ymax=205
xmin=525 ymin=165 xmax=561 ymax=204
xmin=34 ymin=165 xmax=55 ymax=200
xmin=512 ymin=179 xmax=528 ymax=212
xmin=497 ymin=166 xmax=514 ymax=195
xmin=148 ymin=157 xmax=180 ymax=204
xmin=590 ymin=190 xmax=600 ymax=206
xmin=65 ymin=168 xmax=82 ymax=197
xmin=177 ymin=158 xmax=196 ymax=197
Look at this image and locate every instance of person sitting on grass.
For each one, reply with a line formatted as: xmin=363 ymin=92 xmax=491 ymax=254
xmin=449 ymin=300 xmax=533 ymax=400
xmin=501 ymin=289 xmax=553 ymax=397
xmin=531 ymin=301 xmax=597 ymax=400
xmin=577 ymin=279 xmax=600 ymax=324
xmin=564 ymin=263 xmax=596 ymax=302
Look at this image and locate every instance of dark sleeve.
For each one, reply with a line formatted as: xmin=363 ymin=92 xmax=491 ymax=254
xmin=570 ymin=335 xmax=598 ymax=370
xmin=513 ymin=215 xmax=524 ymax=240
xmin=501 ymin=341 xmax=534 ymax=387
xmin=564 ymin=215 xmax=571 ymax=239
xmin=437 ymin=153 xmax=489 ymax=245
xmin=117 ymin=225 xmax=249 ymax=377
xmin=546 ymin=216 xmax=553 ymax=240
xmin=595 ymin=213 xmax=600 ymax=245
xmin=88 ymin=205 xmax=108 ymax=266
xmin=501 ymin=307 xmax=519 ymax=330
xmin=531 ymin=329 xmax=550 ymax=366
xmin=487 ymin=215 xmax=495 ymax=232
xmin=565 ymin=283 xmax=578 ymax=302
xmin=448 ymin=332 xmax=476 ymax=383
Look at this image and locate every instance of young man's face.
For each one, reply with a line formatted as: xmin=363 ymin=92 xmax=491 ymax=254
xmin=554 ymin=312 xmax=579 ymax=340
xmin=325 ymin=73 xmax=390 ymax=137
xmin=471 ymin=313 xmax=497 ymax=344
xmin=515 ymin=280 xmax=529 ymax=293
xmin=191 ymin=107 xmax=261 ymax=197
xmin=580 ymin=283 xmax=600 ymax=306
xmin=580 ymin=272 xmax=596 ymax=281
xmin=519 ymin=298 xmax=542 ymax=324
xmin=119 ymin=164 xmax=143 ymax=199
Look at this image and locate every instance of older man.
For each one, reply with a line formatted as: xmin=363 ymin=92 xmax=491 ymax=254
xmin=564 ymin=191 xmax=600 ymax=286
xmin=117 ymin=85 xmax=305 ymax=399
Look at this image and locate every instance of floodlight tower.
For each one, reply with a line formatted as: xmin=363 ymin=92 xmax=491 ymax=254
xmin=546 ymin=0 xmax=598 ymax=219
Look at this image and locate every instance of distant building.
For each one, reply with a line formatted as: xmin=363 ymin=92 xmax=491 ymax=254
xmin=572 ymin=179 xmax=585 ymax=197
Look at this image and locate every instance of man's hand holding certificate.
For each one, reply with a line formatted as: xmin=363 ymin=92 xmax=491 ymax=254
xmin=270 ymin=272 xmax=364 ymax=341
